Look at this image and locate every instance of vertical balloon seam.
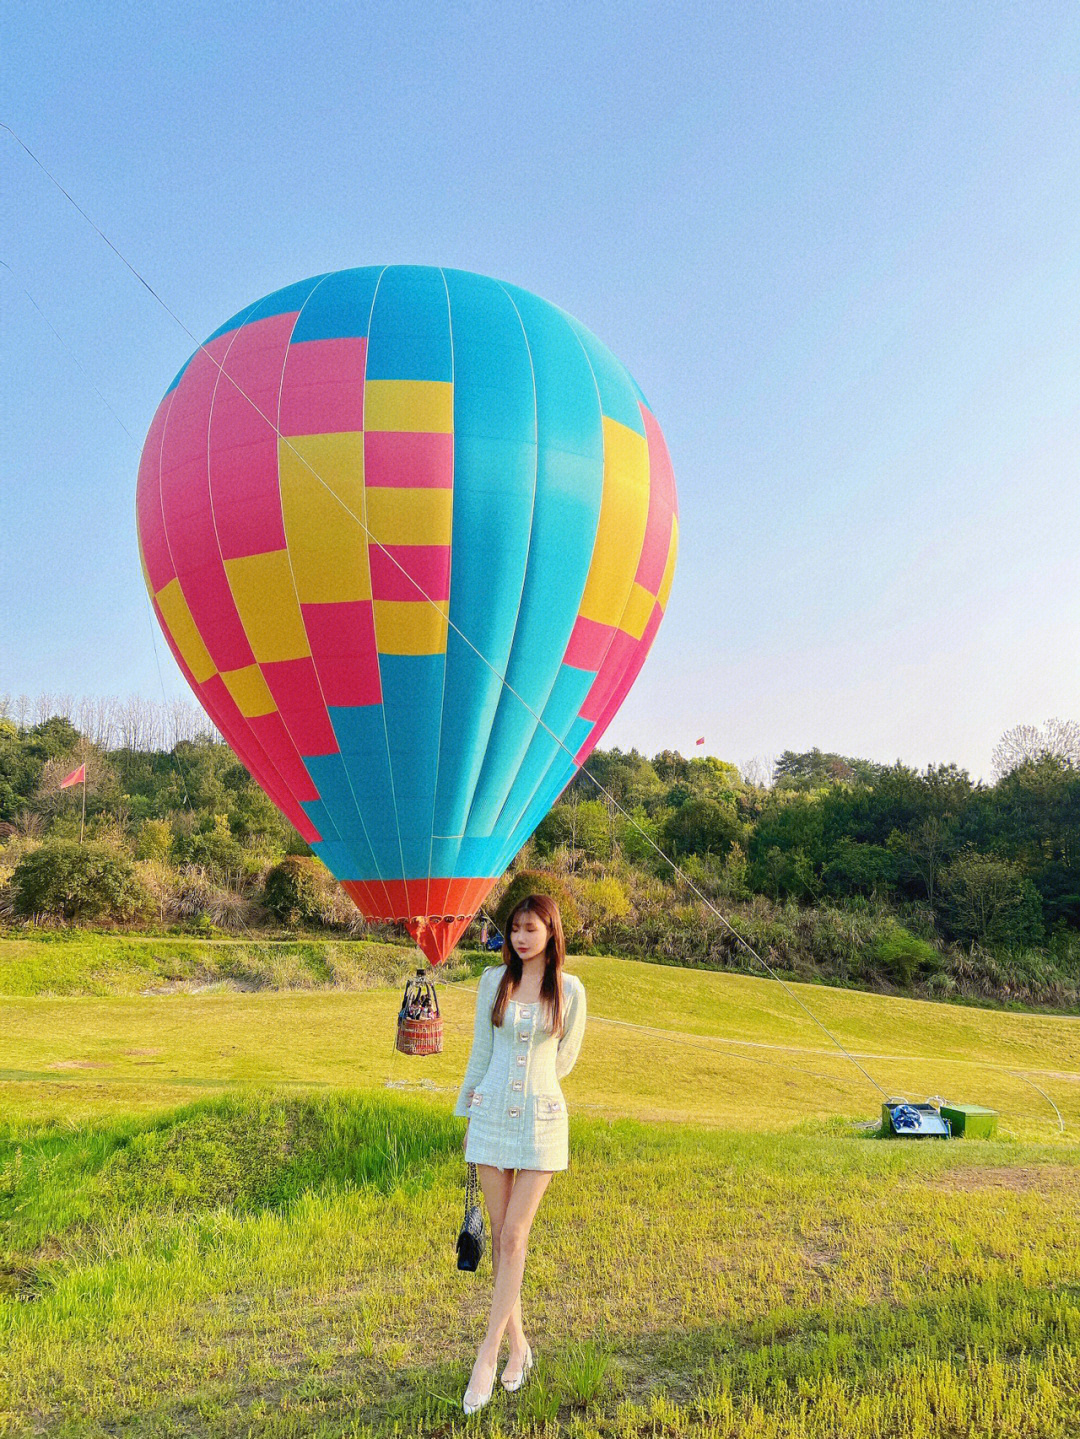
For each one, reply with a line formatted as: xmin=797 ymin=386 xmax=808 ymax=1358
xmin=457 ymin=274 xmax=544 ymax=906
xmin=487 ymin=378 xmax=662 ymax=874
xmin=483 ymin=309 xmax=608 ymax=849
xmin=578 ymin=445 xmax=678 ymax=764
xmin=425 ymin=274 xmax=528 ymax=880
xmin=352 ymin=265 xmax=404 ymax=916
xmin=200 ymin=293 xmax=348 ymax=869
xmin=151 ymin=332 xmax=305 ymax=832
xmin=274 ymin=273 xmax=395 ymax=922
xmin=270 ymin=278 xmax=363 ymax=890
xmin=422 ymin=267 xmax=458 ymax=918
xmin=451 ymin=277 xmax=543 ymax=868
xmin=142 ymin=395 xmax=259 ymax=807
xmin=362 ymin=267 xmax=418 ymax=914
xmin=580 ymin=415 xmax=679 ymax=760
xmin=356 ymin=265 xmax=411 ymax=913
xmin=201 ymin=304 xmax=312 ymax=823
xmin=469 ymin=280 xmax=596 ymax=844
xmin=561 ymin=315 xmax=654 ymax=725
xmin=349 ymin=266 xmax=403 ymax=918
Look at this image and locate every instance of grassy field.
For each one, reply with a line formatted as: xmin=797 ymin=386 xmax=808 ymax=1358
xmin=1 ymin=936 xmax=1078 ymax=1436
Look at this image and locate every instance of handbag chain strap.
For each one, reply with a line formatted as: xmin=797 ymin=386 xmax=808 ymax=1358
xmin=465 ymin=1160 xmax=480 ymax=1212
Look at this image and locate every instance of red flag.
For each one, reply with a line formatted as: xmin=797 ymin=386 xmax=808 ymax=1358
xmin=695 ymin=736 xmax=705 ymax=746
xmin=59 ymin=763 xmax=86 ymax=789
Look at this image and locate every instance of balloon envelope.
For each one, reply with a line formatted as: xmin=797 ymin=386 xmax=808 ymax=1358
xmin=136 ymin=267 xmax=678 ymax=961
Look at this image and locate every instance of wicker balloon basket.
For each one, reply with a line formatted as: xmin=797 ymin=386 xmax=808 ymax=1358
xmin=396 ymin=969 xmax=443 ymax=1056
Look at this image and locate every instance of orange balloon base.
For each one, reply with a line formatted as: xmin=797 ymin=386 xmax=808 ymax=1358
xmin=340 ymin=877 xmax=498 ymax=965
xmin=404 ymin=915 xmax=476 ymax=966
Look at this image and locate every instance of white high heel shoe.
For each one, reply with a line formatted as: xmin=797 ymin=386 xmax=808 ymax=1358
xmin=501 ymin=1341 xmax=534 ymax=1393
xmin=462 ymin=1355 xmax=497 ymax=1414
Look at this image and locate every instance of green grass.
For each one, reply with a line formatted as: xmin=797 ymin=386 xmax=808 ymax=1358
xmin=0 ymin=935 xmax=487 ymax=998
xmin=2 ymin=949 xmax=1076 ymax=1138
xmin=1 ymin=941 xmax=1078 ymax=1436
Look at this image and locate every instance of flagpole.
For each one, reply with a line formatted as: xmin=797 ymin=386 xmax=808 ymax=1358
xmin=80 ymin=769 xmax=86 ymax=845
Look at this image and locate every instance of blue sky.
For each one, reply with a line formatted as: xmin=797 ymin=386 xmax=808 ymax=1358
xmin=3 ymin=0 xmax=1077 ymax=780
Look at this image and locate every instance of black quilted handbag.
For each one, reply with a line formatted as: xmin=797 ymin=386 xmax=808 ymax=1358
xmin=456 ymin=1161 xmax=486 ymax=1271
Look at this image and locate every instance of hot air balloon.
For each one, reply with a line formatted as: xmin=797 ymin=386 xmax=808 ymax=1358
xmin=136 ymin=267 xmax=678 ymax=966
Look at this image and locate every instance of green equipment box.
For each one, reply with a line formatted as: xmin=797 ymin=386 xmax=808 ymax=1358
xmin=940 ymin=1104 xmax=998 ymax=1138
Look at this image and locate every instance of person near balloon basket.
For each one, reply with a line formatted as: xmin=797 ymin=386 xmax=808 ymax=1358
xmin=454 ymin=894 xmax=587 ymax=1414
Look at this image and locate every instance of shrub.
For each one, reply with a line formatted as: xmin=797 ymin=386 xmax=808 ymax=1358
xmin=871 ymin=923 xmax=944 ymax=988
xmin=11 ymin=840 xmax=149 ymax=923
xmin=580 ymin=875 xmax=631 ymax=925
xmin=134 ymin=819 xmax=172 ymax=862
xmin=263 ymin=856 xmax=338 ymax=926
xmin=175 ymin=815 xmax=246 ymax=881
xmin=494 ymin=870 xmax=582 ymax=939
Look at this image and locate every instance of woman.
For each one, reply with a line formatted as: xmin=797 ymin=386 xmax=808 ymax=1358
xmin=454 ymin=893 xmax=587 ymax=1413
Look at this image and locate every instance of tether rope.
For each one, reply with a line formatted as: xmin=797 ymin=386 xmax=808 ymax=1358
xmin=7 ymin=122 xmax=992 ymax=1111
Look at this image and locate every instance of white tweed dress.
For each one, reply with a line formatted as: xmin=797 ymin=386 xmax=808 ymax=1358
xmin=453 ymin=964 xmax=587 ymax=1172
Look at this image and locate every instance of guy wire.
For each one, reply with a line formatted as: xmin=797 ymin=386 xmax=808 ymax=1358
xmin=9 ymin=123 xmax=897 ymax=1104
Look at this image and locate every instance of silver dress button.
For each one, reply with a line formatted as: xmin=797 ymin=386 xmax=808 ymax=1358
xmin=517 ymin=1030 xmax=530 ymax=1041
xmin=516 ymin=1055 xmax=526 ymax=1066
xmin=512 ymin=1079 xmax=524 ymax=1091
xmin=508 ymin=1106 xmax=521 ymax=1117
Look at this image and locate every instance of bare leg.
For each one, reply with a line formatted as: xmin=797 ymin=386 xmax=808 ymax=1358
xmin=464 ymin=1164 xmax=514 ymax=1405
xmin=466 ymin=1168 xmax=553 ymax=1398
xmin=476 ymin=1164 xmax=526 ymax=1357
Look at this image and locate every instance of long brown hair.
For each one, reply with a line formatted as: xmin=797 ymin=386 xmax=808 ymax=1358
xmin=491 ymin=893 xmax=567 ymax=1036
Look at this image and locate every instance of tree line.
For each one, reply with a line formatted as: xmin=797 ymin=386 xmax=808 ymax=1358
xmin=543 ymin=726 xmax=1079 ymax=949
xmin=0 ymin=701 xmax=1077 ymax=1008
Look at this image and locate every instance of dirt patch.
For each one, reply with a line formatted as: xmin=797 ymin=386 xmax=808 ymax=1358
xmin=140 ymin=979 xmax=263 ymax=995
xmin=932 ymin=1164 xmax=1080 ymax=1194
xmin=799 ymin=1246 xmax=843 ymax=1272
xmin=47 ymin=1060 xmax=107 ymax=1070
xmin=1022 ymin=1069 xmax=1080 ymax=1084
xmin=0 ymin=1259 xmax=41 ymax=1301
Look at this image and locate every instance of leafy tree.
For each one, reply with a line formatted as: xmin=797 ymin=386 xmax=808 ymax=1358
xmin=885 ymin=817 xmax=954 ymax=904
xmin=566 ymin=748 xmax=664 ymax=811
xmin=615 ymin=806 xmax=664 ymax=866
xmin=230 ymin=786 xmax=289 ymax=845
xmin=568 ymin=797 xmax=613 ymax=862
xmin=939 ymin=851 xmax=1044 ymax=947
xmin=773 ymin=748 xmax=884 ymax=790
xmin=533 ymin=805 xmax=573 ymax=855
xmin=871 ymin=924 xmax=944 ymax=988
xmin=580 ymin=875 xmax=631 ymax=924
xmin=719 ymin=841 xmax=750 ymax=899
xmin=755 ymin=844 xmax=822 ymax=901
xmin=749 ymin=792 xmax=828 ymax=893
xmin=661 ymin=796 xmax=741 ymax=858
xmin=11 ymin=840 xmax=149 ymax=922
xmin=821 ymin=840 xmax=899 ymax=898
xmin=0 ymin=718 xmax=21 ymax=820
